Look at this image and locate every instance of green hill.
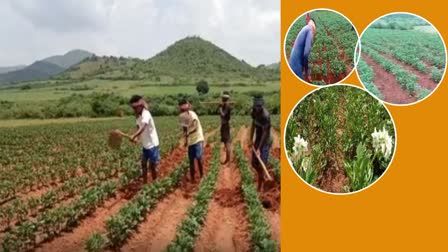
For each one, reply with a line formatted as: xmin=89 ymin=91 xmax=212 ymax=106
xmin=58 ymin=36 xmax=279 ymax=82
xmin=0 ymin=50 xmax=93 ymax=84
xmin=43 ymin=49 xmax=93 ymax=69
xmin=0 ymin=61 xmax=65 ymax=84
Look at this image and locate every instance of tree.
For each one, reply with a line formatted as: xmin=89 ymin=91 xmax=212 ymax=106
xmin=196 ymin=80 xmax=209 ymax=95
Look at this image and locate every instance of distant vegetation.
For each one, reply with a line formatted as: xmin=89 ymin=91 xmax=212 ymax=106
xmin=370 ymin=14 xmax=430 ymax=30
xmin=0 ymin=91 xmax=279 ymax=119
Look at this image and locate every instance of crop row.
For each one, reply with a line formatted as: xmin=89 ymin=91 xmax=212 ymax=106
xmin=362 ymin=28 xmax=446 ymax=69
xmin=0 ymin=116 xmax=219 ymax=205
xmin=235 ymin=144 xmax=278 ymax=251
xmin=2 ymin=179 xmax=118 ymax=252
xmin=165 ymin=144 xmax=221 ymax=251
xmin=363 ymin=47 xmax=431 ymax=99
xmin=357 ymin=57 xmax=383 ymax=99
xmin=269 ymin=157 xmax=281 ymax=184
xmin=84 ymin=159 xmax=189 ymax=251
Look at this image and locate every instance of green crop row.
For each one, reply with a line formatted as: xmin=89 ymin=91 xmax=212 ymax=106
xmin=2 ymin=180 xmax=118 ymax=252
xmin=235 ymin=144 xmax=278 ymax=252
xmin=84 ymin=160 xmax=189 ymax=251
xmin=269 ymin=157 xmax=281 ymax=184
xmin=362 ymin=28 xmax=446 ymax=69
xmin=0 ymin=154 xmax=128 ymax=229
xmin=363 ymin=47 xmax=419 ymax=92
xmin=165 ymin=144 xmax=221 ymax=252
xmin=357 ymin=57 xmax=383 ymax=100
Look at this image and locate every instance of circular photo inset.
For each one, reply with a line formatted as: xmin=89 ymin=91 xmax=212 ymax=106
xmin=284 ymin=85 xmax=396 ymax=194
xmin=284 ymin=9 xmax=359 ymax=86
xmin=356 ymin=12 xmax=447 ymax=105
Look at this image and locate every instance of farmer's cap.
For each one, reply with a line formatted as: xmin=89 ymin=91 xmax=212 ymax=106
xmin=221 ymin=91 xmax=230 ymax=99
xmin=253 ymin=96 xmax=264 ymax=107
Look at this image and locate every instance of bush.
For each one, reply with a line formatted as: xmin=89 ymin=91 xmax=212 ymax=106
xmin=196 ymin=80 xmax=209 ymax=95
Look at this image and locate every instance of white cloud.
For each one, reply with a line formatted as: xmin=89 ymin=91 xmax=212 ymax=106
xmin=0 ymin=0 xmax=279 ymax=66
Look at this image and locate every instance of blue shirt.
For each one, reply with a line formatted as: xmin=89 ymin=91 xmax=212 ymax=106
xmin=289 ymin=24 xmax=314 ymax=78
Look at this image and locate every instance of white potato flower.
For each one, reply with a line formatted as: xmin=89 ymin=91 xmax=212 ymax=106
xmin=371 ymin=127 xmax=393 ymax=160
xmin=293 ymin=134 xmax=308 ymax=160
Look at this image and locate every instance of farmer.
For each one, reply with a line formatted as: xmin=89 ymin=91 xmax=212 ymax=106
xmin=289 ymin=18 xmax=317 ymax=82
xmin=249 ymin=96 xmax=271 ymax=190
xmin=219 ymin=91 xmax=231 ymax=164
xmin=178 ymin=99 xmax=204 ymax=182
xmin=129 ymin=95 xmax=160 ymax=184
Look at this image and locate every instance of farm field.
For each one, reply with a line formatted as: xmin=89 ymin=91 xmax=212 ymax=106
xmin=285 ymin=86 xmax=395 ymax=193
xmin=285 ymin=10 xmax=358 ymax=85
xmin=358 ymin=14 xmax=446 ymax=104
xmin=0 ymin=115 xmax=280 ymax=251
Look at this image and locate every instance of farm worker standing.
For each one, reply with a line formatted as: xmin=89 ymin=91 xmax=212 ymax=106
xmin=289 ymin=18 xmax=317 ymax=82
xmin=219 ymin=91 xmax=232 ymax=164
xmin=178 ymin=99 xmax=205 ymax=183
xmin=129 ymin=95 xmax=160 ymax=184
xmin=249 ymin=96 xmax=272 ymax=190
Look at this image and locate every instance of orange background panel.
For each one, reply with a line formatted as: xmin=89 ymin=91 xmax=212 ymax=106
xmin=281 ymin=1 xmax=447 ymax=251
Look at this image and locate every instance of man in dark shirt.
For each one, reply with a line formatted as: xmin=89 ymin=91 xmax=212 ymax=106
xmin=219 ymin=91 xmax=231 ymax=164
xmin=249 ymin=96 xmax=271 ymax=190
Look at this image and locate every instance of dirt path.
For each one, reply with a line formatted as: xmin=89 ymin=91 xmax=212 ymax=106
xmin=35 ymin=147 xmax=188 ymax=252
xmin=362 ymin=53 xmax=417 ymax=104
xmin=120 ymin=146 xmax=212 ymax=252
xmin=234 ymin=126 xmax=281 ymax=246
xmin=194 ymin=145 xmax=251 ymax=252
xmin=316 ymin=94 xmax=349 ymax=193
xmin=376 ymin=51 xmax=438 ymax=90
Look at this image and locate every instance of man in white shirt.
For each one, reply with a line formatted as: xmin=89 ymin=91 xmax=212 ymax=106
xmin=129 ymin=95 xmax=160 ymax=184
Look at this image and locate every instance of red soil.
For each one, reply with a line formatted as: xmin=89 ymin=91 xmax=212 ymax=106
xmin=194 ymin=146 xmax=251 ymax=252
xmin=362 ymin=53 xmax=417 ymax=104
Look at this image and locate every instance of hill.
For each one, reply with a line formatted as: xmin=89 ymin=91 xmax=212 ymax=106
xmin=0 ymin=61 xmax=65 ymax=84
xmin=0 ymin=65 xmax=26 ymax=74
xmin=43 ymin=49 xmax=93 ymax=69
xmin=58 ymin=36 xmax=279 ymax=82
xmin=0 ymin=49 xmax=93 ymax=84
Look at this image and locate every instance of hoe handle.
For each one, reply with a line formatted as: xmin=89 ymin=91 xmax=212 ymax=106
xmin=252 ymin=146 xmax=273 ymax=181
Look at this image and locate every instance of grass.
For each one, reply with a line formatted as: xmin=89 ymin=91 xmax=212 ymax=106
xmin=0 ymin=79 xmax=280 ymax=102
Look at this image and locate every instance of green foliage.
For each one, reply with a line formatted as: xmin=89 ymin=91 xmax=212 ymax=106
xmin=358 ymin=57 xmax=383 ymax=100
xmin=196 ymin=80 xmax=209 ymax=95
xmin=431 ymin=67 xmax=443 ymax=82
xmin=344 ymin=143 xmax=374 ymax=192
xmin=85 ymin=233 xmax=107 ymax=252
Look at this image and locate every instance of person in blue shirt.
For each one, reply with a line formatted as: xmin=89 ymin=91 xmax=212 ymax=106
xmin=289 ymin=19 xmax=317 ymax=82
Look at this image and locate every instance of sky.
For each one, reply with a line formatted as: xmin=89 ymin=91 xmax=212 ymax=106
xmin=0 ymin=0 xmax=279 ymax=67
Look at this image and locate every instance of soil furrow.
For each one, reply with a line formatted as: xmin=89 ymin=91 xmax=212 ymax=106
xmin=362 ymin=53 xmax=417 ymax=104
xmin=194 ymin=146 xmax=251 ymax=252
